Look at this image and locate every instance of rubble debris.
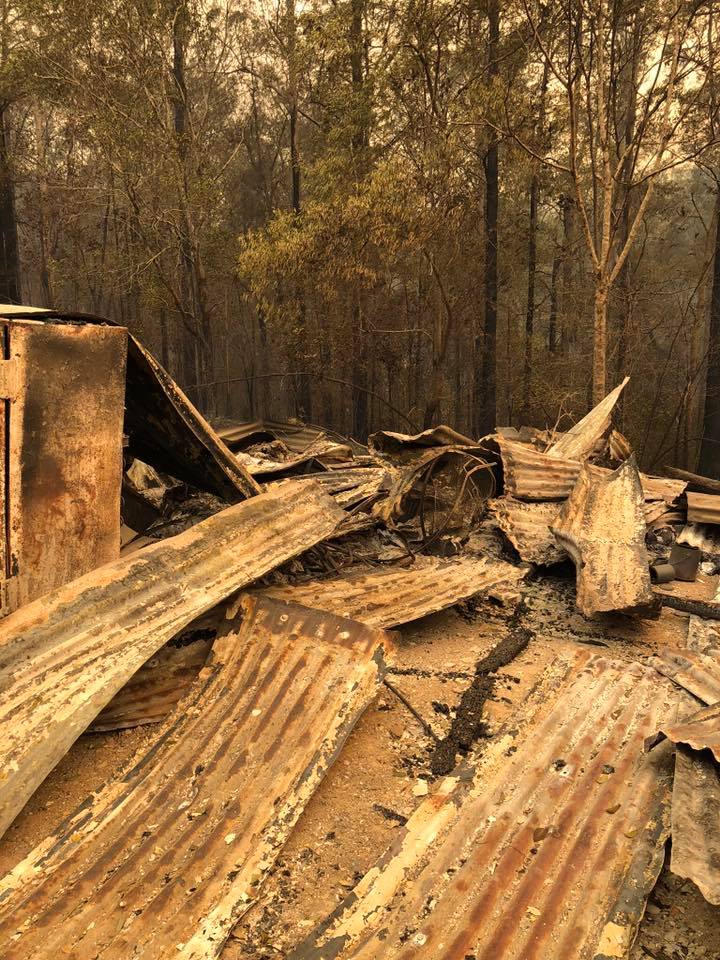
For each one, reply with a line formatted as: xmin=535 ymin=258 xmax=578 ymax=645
xmin=0 ymin=317 xmax=127 ymax=615
xmin=552 ymin=458 xmax=655 ymax=617
xmin=687 ymin=491 xmax=720 ymax=525
xmin=0 ymin=595 xmax=389 ymax=958
xmin=268 ymin=466 xmax=390 ymax=511
xmin=678 ymin=523 xmax=720 ymax=560
xmin=259 ymin=554 xmax=527 ymax=629
xmin=290 ymin=657 xmax=678 ymax=959
xmin=650 ymin=543 xmax=701 ymax=584
xmin=546 ymin=376 xmax=628 ymax=461
xmin=216 ymin=417 xmax=367 ymax=458
xmin=0 ymin=480 xmax=344 ymax=838
xmin=665 ymin=466 xmax=720 ymax=495
xmin=430 ymin=602 xmax=534 ymax=775
xmin=647 ymin=648 xmax=720 ymax=704
xmin=368 ymin=425 xmax=477 ymax=459
xmin=487 ymin=498 xmax=566 ymax=565
xmin=670 ymin=745 xmax=720 ymax=906
xmin=649 ymin=701 xmax=720 ymax=763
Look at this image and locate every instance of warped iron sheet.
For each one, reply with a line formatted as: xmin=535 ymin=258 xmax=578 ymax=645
xmin=671 ymin=745 xmax=720 ymax=905
xmin=552 ymin=459 xmax=653 ymax=617
xmin=0 ymin=480 xmax=344 ymax=838
xmin=368 ymin=425 xmax=477 ymax=457
xmin=546 ymin=377 xmax=628 ymax=462
xmin=687 ymin=491 xmax=720 ymax=525
xmin=487 ymin=497 xmax=566 ymax=565
xmin=259 ymin=554 xmax=526 ymax=628
xmin=655 ymin=701 xmax=720 ymax=762
xmin=647 ymin=648 xmax=720 ymax=704
xmin=0 ymin=595 xmax=389 ymax=959
xmin=291 ymin=657 xmax=677 ymax=960
xmin=268 ymin=467 xmax=389 ymax=509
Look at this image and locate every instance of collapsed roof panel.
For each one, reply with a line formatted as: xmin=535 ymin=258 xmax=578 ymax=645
xmin=291 ymin=656 xmax=677 ymax=959
xmin=0 ymin=480 xmax=344 ymax=838
xmin=647 ymin=647 xmax=720 ymax=704
xmin=258 ymin=554 xmax=527 ymax=628
xmin=0 ymin=595 xmax=389 ymax=958
xmin=546 ymin=377 xmax=629 ymax=461
xmin=486 ymin=498 xmax=566 ymax=566
xmin=670 ymin=745 xmax=720 ymax=906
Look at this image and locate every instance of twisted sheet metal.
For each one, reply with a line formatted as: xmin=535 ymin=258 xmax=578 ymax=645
xmin=487 ymin=498 xmax=565 ymax=565
xmin=546 ymin=377 xmax=628 ymax=462
xmin=0 ymin=480 xmax=344 ymax=838
xmin=552 ymin=459 xmax=654 ymax=617
xmin=670 ymin=745 xmax=720 ymax=905
xmin=655 ymin=701 xmax=720 ymax=762
xmin=258 ymin=554 xmax=526 ymax=629
xmin=291 ymin=656 xmax=678 ymax=960
xmin=647 ymin=648 xmax=720 ymax=704
xmin=0 ymin=595 xmax=389 ymax=959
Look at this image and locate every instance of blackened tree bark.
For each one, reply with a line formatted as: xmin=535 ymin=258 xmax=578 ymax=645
xmin=522 ymin=173 xmax=538 ymax=418
xmin=350 ymin=0 xmax=368 ymax=438
xmin=0 ymin=105 xmax=20 ymax=303
xmin=699 ymin=184 xmax=720 ymax=477
xmin=475 ymin=0 xmax=499 ymax=436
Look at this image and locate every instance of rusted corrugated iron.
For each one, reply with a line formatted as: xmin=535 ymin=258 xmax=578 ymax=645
xmin=291 ymin=656 xmax=677 ymax=959
xmin=0 ymin=595 xmax=389 ymax=959
xmin=0 ymin=319 xmax=127 ymax=615
xmin=546 ymin=377 xmax=628 ymax=461
xmin=259 ymin=554 xmax=526 ymax=628
xmin=670 ymin=745 xmax=720 ymax=905
xmin=487 ymin=497 xmax=566 ymax=565
xmin=499 ymin=439 xmax=686 ymax=506
xmin=368 ymin=425 xmax=476 ymax=458
xmin=268 ymin=467 xmax=389 ymax=509
xmin=216 ymin=418 xmax=367 ymax=457
xmin=653 ymin=701 xmax=720 ymax=762
xmin=687 ymin=491 xmax=720 ymax=525
xmin=90 ymin=639 xmax=213 ymax=732
xmin=647 ymin=647 xmax=720 ymax=704
xmin=0 ymin=480 xmax=344 ymax=838
xmin=552 ymin=458 xmax=654 ymax=617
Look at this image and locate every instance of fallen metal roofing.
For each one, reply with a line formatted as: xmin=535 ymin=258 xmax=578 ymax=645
xmin=0 ymin=480 xmax=344 ymax=838
xmin=268 ymin=467 xmax=389 ymax=509
xmin=291 ymin=656 xmax=678 ymax=959
xmin=552 ymin=459 xmax=654 ymax=617
xmin=487 ymin=497 xmax=566 ymax=565
xmin=546 ymin=377 xmax=628 ymax=461
xmin=670 ymin=745 xmax=720 ymax=905
xmin=654 ymin=701 xmax=720 ymax=762
xmin=687 ymin=491 xmax=720 ymax=525
xmin=368 ymin=425 xmax=477 ymax=457
xmin=215 ymin=418 xmax=367 ymax=457
xmin=647 ymin=647 xmax=720 ymax=704
xmin=0 ymin=595 xmax=389 ymax=959
xmin=258 ymin=554 xmax=526 ymax=629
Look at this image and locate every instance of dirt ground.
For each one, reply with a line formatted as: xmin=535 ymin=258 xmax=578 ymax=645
xmin=1 ymin=564 xmax=719 ymax=958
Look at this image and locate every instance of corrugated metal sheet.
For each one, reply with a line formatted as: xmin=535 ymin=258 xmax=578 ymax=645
xmin=215 ymin=418 xmax=367 ymax=457
xmin=552 ymin=459 xmax=654 ymax=617
xmin=687 ymin=491 xmax=720 ymax=525
xmin=0 ymin=595 xmax=389 ymax=959
xmin=258 ymin=554 xmax=527 ymax=628
xmin=499 ymin=439 xmax=685 ymax=506
xmin=368 ymin=426 xmax=477 ymax=457
xmin=487 ymin=498 xmax=565 ymax=565
xmin=89 ymin=638 xmax=213 ymax=732
xmin=546 ymin=377 xmax=628 ymax=461
xmin=647 ymin=647 xmax=720 ymax=704
xmin=291 ymin=656 xmax=678 ymax=959
xmin=655 ymin=701 xmax=720 ymax=762
xmin=0 ymin=480 xmax=344 ymax=839
xmin=268 ymin=467 xmax=389 ymax=509
xmin=670 ymin=745 xmax=720 ymax=905
xmin=1 ymin=320 xmax=127 ymax=615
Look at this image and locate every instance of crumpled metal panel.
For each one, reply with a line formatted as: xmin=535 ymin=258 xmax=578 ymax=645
xmin=291 ymin=657 xmax=677 ymax=960
xmin=368 ymin=425 xmax=476 ymax=457
xmin=546 ymin=377 xmax=628 ymax=461
xmin=647 ymin=647 xmax=720 ymax=704
xmin=499 ymin=439 xmax=685 ymax=506
xmin=0 ymin=595 xmax=389 ymax=959
xmin=687 ymin=491 xmax=720 ymax=525
xmin=552 ymin=459 xmax=654 ymax=616
xmin=670 ymin=745 xmax=720 ymax=905
xmin=487 ymin=497 xmax=566 ymax=565
xmin=259 ymin=554 xmax=527 ymax=628
xmin=1 ymin=320 xmax=127 ymax=615
xmin=268 ymin=467 xmax=389 ymax=509
xmin=655 ymin=701 xmax=720 ymax=762
xmin=0 ymin=480 xmax=344 ymax=838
